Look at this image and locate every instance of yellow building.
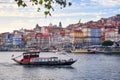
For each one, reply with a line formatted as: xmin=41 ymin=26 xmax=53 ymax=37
xmin=82 ymin=27 xmax=91 ymax=46
xmin=70 ymin=29 xmax=83 ymax=48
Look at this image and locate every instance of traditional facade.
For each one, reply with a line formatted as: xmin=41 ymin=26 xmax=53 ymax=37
xmin=1 ymin=32 xmax=13 ymax=47
xmin=70 ymin=29 xmax=83 ymax=49
xmin=104 ymin=29 xmax=116 ymax=41
xmin=90 ymin=25 xmax=101 ymax=45
xmin=13 ymin=31 xmax=23 ymax=47
xmin=63 ymin=28 xmax=72 ymax=49
xmin=81 ymin=26 xmax=91 ymax=46
xmin=25 ymin=31 xmax=37 ymax=48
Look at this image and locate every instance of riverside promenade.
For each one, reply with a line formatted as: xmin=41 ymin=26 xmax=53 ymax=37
xmin=1 ymin=46 xmax=120 ymax=54
xmin=71 ymin=46 xmax=120 ymax=54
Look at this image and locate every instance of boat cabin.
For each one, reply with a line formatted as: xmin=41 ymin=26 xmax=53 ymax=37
xmin=22 ymin=51 xmax=40 ymax=62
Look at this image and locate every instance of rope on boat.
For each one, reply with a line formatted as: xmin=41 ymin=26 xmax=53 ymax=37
xmin=11 ymin=54 xmax=23 ymax=59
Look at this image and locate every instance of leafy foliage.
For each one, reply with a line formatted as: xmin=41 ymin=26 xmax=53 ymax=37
xmin=15 ymin=0 xmax=72 ymax=16
xmin=102 ymin=40 xmax=113 ymax=46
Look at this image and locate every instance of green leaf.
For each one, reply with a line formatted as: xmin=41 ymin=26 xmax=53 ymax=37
xmin=35 ymin=2 xmax=38 ymax=5
xmin=37 ymin=8 xmax=41 ymax=12
xmin=44 ymin=4 xmax=51 ymax=9
xmin=15 ymin=0 xmax=72 ymax=17
xmin=44 ymin=11 xmax=51 ymax=16
xmin=39 ymin=0 xmax=43 ymax=4
xmin=17 ymin=2 xmax=20 ymax=7
xmin=44 ymin=0 xmax=48 ymax=2
xmin=31 ymin=0 xmax=35 ymax=2
xmin=23 ymin=3 xmax=27 ymax=7
xmin=44 ymin=11 xmax=49 ymax=15
xmin=17 ymin=0 xmax=23 ymax=7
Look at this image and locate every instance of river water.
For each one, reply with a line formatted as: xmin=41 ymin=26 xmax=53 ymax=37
xmin=0 ymin=52 xmax=120 ymax=80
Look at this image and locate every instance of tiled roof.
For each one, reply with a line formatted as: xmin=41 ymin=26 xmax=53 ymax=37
xmin=72 ymin=30 xmax=83 ymax=33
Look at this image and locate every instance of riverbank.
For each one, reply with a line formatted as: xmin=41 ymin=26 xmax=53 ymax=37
xmin=1 ymin=47 xmax=120 ymax=54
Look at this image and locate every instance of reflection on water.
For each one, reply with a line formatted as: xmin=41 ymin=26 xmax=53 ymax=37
xmin=22 ymin=65 xmax=76 ymax=80
xmin=0 ymin=52 xmax=120 ymax=80
xmin=22 ymin=65 xmax=75 ymax=69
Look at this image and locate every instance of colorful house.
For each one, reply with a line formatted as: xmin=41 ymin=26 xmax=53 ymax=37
xmin=90 ymin=25 xmax=101 ymax=45
xmin=104 ymin=28 xmax=119 ymax=42
xmin=25 ymin=31 xmax=37 ymax=48
xmin=81 ymin=26 xmax=91 ymax=46
xmin=70 ymin=29 xmax=83 ymax=49
xmin=1 ymin=32 xmax=13 ymax=47
xmin=13 ymin=31 xmax=23 ymax=47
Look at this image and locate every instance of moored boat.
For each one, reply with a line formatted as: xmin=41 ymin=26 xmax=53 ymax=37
xmin=12 ymin=51 xmax=77 ymax=65
xmin=87 ymin=48 xmax=97 ymax=53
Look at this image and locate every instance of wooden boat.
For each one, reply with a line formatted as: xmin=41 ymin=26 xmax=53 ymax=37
xmin=87 ymin=49 xmax=96 ymax=53
xmin=12 ymin=51 xmax=76 ymax=65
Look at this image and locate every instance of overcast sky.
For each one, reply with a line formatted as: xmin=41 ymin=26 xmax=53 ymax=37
xmin=0 ymin=0 xmax=120 ymax=33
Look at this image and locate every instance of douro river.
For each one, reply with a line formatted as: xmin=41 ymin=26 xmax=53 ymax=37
xmin=0 ymin=52 xmax=120 ymax=80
